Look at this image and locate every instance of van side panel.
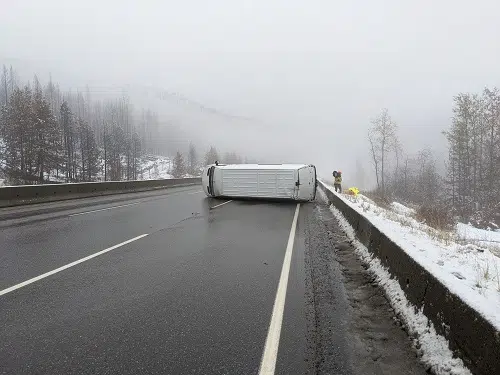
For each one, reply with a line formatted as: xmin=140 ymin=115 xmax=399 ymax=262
xmin=202 ymin=164 xmax=317 ymax=201
xmin=221 ymin=168 xmax=296 ymax=199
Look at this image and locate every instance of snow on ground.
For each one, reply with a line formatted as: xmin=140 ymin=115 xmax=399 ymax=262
xmin=391 ymin=201 xmax=416 ymax=216
xmin=317 ymin=188 xmax=472 ymax=375
xmin=456 ymin=222 xmax=500 ymax=251
xmin=1 ymin=153 xmax=200 ymax=186
xmin=319 ymin=181 xmax=500 ymax=334
xmin=140 ymin=155 xmax=173 ymax=180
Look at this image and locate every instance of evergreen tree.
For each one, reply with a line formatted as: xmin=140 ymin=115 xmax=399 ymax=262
xmin=187 ymin=142 xmax=198 ymax=175
xmin=32 ymin=77 xmax=61 ymax=183
xmin=60 ymin=101 xmax=76 ymax=181
xmin=0 ymin=86 xmax=34 ymax=183
xmin=131 ymin=132 xmax=142 ymax=180
xmin=204 ymin=146 xmax=219 ymax=165
xmin=78 ymin=119 xmax=100 ymax=181
xmin=172 ymin=151 xmax=186 ymax=178
xmin=223 ymin=152 xmax=242 ymax=164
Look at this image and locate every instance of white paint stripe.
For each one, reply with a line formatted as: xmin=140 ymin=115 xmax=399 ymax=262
xmin=259 ymin=203 xmax=301 ymax=375
xmin=69 ymin=189 xmax=202 ymax=217
xmin=187 ymin=191 xmax=203 ymax=195
xmin=0 ymin=234 xmax=149 ymax=297
xmin=210 ymin=200 xmax=233 ymax=209
xmin=68 ymin=201 xmax=143 ymax=216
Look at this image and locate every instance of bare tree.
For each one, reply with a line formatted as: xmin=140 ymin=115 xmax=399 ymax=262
xmin=368 ymin=108 xmax=398 ymax=195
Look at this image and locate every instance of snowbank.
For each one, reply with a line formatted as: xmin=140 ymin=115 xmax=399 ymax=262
xmin=319 ymin=181 xmax=500 ymax=332
xmin=318 ymin=188 xmax=472 ymax=375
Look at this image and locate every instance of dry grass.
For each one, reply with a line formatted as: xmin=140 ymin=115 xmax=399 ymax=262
xmin=381 ymin=204 xmax=457 ymax=245
xmin=356 ymin=192 xmax=457 ymax=245
xmin=469 ymin=255 xmax=500 ymax=295
xmin=340 ymin=186 xmax=500 ymax=259
xmin=415 ymin=204 xmax=455 ymax=231
xmin=362 ymin=191 xmax=392 ymax=210
xmin=384 ymin=210 xmax=414 ymax=228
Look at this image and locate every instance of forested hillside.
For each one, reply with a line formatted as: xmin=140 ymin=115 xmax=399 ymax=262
xmin=0 ymin=65 xmax=248 ymax=185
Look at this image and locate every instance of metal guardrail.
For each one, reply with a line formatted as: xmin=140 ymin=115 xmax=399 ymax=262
xmin=0 ymin=178 xmax=202 ymax=208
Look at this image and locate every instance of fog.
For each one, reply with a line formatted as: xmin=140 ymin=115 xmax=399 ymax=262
xmin=2 ymin=0 xmax=500 ymax=184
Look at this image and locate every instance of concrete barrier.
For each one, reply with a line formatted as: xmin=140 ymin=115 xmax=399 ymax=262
xmin=318 ymin=181 xmax=500 ymax=375
xmin=0 ymin=178 xmax=201 ymax=208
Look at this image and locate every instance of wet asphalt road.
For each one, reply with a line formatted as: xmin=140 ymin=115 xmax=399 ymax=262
xmin=0 ymin=186 xmax=427 ymax=375
xmin=0 ymin=186 xmax=318 ymax=374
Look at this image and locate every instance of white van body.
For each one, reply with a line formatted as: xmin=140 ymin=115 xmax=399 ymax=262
xmin=202 ymin=164 xmax=317 ymax=202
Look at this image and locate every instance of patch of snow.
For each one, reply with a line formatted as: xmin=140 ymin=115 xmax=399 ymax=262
xmin=140 ymin=155 xmax=173 ymax=180
xmin=320 ymin=182 xmax=500 ymax=332
xmin=391 ymin=201 xmax=416 ymax=216
xmin=321 ymin=196 xmax=472 ymax=374
xmin=457 ymin=223 xmax=500 ymax=244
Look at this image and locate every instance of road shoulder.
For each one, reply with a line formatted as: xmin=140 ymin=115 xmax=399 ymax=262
xmin=309 ymin=201 xmax=427 ymax=375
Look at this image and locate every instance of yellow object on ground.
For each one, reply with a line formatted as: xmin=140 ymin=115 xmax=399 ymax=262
xmin=347 ymin=187 xmax=359 ymax=196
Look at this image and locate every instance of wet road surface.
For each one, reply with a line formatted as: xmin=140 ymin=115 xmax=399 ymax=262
xmin=0 ymin=186 xmax=427 ymax=374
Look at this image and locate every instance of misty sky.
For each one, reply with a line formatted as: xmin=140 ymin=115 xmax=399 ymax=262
xmin=2 ymin=0 xmax=500 ymax=184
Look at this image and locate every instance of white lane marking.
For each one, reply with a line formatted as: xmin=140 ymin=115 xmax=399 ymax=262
xmin=0 ymin=234 xmax=149 ymax=297
xmin=259 ymin=203 xmax=300 ymax=375
xmin=68 ymin=201 xmax=143 ymax=216
xmin=210 ymin=200 xmax=233 ymax=209
xmin=68 ymin=189 xmax=202 ymax=217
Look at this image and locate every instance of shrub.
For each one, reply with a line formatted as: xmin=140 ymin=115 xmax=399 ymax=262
xmin=363 ymin=190 xmax=392 ymax=210
xmin=416 ymin=204 xmax=456 ymax=231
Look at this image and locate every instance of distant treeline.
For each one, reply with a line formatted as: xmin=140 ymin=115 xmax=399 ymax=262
xmin=0 ymin=66 xmax=249 ymax=185
xmin=366 ymin=88 xmax=500 ymax=227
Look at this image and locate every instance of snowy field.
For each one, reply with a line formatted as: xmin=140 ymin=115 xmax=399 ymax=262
xmin=319 ymin=181 xmax=500 ymax=334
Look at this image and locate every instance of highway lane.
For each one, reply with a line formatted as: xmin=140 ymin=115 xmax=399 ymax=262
xmin=0 ymin=185 xmax=204 ymax=288
xmin=0 ymin=189 xmax=312 ymax=374
xmin=0 ymin=189 xmax=428 ymax=374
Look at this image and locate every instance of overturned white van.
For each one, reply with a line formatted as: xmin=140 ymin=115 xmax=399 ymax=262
xmin=201 ymin=163 xmax=317 ymax=202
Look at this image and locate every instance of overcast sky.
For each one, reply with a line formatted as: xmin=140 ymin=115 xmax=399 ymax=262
xmin=2 ymin=0 xmax=499 ymax=183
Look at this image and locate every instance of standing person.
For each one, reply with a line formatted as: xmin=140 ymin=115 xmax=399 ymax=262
xmin=334 ymin=171 xmax=342 ymax=193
